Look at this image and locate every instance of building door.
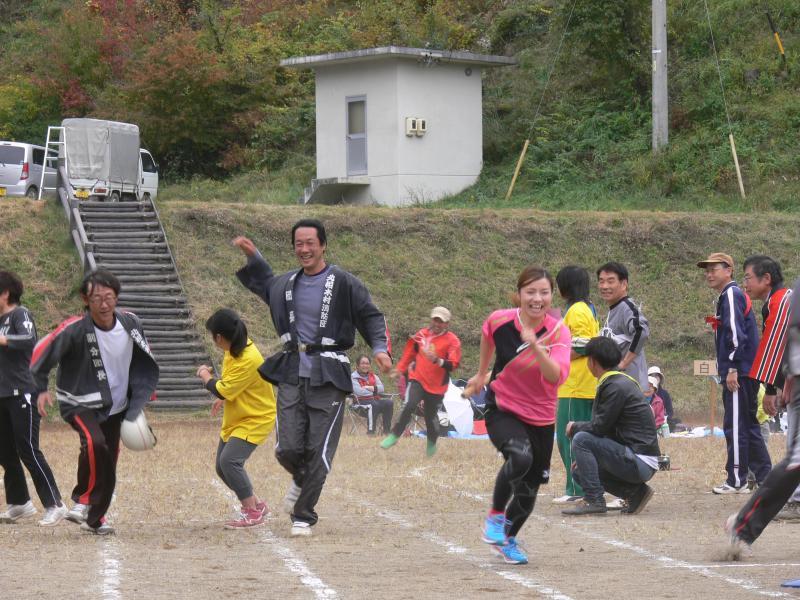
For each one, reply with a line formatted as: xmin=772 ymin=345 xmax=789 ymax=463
xmin=346 ymin=96 xmax=367 ymax=176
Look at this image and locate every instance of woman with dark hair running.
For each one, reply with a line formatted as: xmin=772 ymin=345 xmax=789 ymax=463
xmin=197 ymin=309 xmax=277 ymax=529
xmin=552 ymin=266 xmax=599 ymax=505
xmin=465 ymin=266 xmax=572 ymax=565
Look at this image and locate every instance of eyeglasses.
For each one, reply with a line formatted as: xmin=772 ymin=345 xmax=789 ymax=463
xmin=87 ymin=294 xmax=117 ymax=306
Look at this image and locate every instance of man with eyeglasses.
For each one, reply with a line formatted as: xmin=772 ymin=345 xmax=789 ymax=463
xmin=698 ymin=252 xmax=771 ymax=495
xmin=31 ymin=270 xmax=159 ymax=535
xmin=742 ymin=255 xmax=796 ymax=519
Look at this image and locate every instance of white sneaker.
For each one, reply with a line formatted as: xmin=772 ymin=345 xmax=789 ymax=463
xmin=290 ymin=521 xmax=312 ymax=537
xmin=282 ymin=482 xmax=302 ymax=515
xmin=81 ymin=520 xmax=115 ymax=536
xmin=606 ymin=498 xmax=625 ymax=510
xmin=552 ymin=495 xmax=582 ymax=505
xmin=66 ymin=503 xmax=90 ymax=524
xmin=713 ymin=483 xmax=751 ymax=495
xmin=38 ymin=504 xmax=68 ymax=527
xmin=0 ymin=501 xmax=37 ymax=523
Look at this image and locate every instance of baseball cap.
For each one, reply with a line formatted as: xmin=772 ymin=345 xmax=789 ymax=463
xmin=696 ymin=252 xmax=734 ymax=270
xmin=430 ymin=306 xmax=451 ymax=322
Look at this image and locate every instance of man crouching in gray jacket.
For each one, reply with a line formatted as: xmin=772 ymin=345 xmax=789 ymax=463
xmin=562 ymin=336 xmax=660 ymax=516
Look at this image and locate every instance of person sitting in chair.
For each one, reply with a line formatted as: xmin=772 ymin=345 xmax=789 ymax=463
xmin=351 ymin=355 xmax=393 ymax=435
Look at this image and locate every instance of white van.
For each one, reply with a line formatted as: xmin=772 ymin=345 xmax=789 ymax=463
xmin=0 ymin=141 xmax=57 ymax=199
xmin=139 ymin=148 xmax=159 ymax=201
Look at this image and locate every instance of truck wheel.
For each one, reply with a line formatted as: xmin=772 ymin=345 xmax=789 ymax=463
xmin=142 ymin=193 xmax=151 ymax=203
xmin=109 ymin=191 xmax=121 ymax=202
xmin=26 ymin=186 xmax=38 ymax=199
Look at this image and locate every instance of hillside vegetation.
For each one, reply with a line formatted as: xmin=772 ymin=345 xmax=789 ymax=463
xmin=4 ymin=198 xmax=799 ymax=419
xmin=2 ymin=0 xmax=799 ymax=209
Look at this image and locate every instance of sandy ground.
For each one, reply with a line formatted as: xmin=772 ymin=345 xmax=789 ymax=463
xmin=3 ymin=416 xmax=800 ymax=600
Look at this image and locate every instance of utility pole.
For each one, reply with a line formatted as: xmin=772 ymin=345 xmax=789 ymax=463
xmin=652 ymin=0 xmax=668 ymax=151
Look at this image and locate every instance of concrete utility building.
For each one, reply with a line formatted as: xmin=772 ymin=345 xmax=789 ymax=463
xmin=280 ymin=46 xmax=516 ymax=206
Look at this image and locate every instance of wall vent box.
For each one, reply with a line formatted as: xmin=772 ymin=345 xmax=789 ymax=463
xmin=405 ymin=117 xmax=417 ymax=136
xmin=415 ymin=118 xmax=427 ymax=136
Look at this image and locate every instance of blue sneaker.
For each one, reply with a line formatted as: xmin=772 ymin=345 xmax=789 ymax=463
xmin=492 ymin=537 xmax=528 ymax=564
xmin=482 ymin=513 xmax=508 ymax=545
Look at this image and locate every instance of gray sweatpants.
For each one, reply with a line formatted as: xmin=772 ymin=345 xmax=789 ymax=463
xmin=275 ymin=380 xmax=345 ymax=526
xmin=216 ymin=437 xmax=258 ymax=501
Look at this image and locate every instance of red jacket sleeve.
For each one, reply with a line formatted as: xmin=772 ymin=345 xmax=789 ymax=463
xmin=396 ymin=336 xmax=418 ymax=375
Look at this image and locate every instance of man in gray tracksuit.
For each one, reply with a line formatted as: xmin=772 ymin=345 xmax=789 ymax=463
xmin=597 ymin=262 xmax=650 ymax=389
xmin=234 ymin=219 xmax=391 ymax=537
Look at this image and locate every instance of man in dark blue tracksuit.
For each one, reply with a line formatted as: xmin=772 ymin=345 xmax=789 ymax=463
xmin=698 ymin=252 xmax=771 ymax=494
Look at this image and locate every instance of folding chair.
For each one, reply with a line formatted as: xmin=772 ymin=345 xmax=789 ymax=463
xmin=346 ymin=394 xmax=370 ymax=434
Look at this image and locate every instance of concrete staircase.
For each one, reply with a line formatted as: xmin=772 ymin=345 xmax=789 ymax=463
xmin=71 ymin=197 xmax=213 ymax=408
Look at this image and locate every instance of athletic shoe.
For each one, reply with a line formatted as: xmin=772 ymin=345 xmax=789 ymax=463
xmin=606 ymin=498 xmax=625 ymax=510
xmin=282 ymin=482 xmax=302 ymax=515
xmin=621 ymin=484 xmax=654 ymax=515
xmin=38 ymin=503 xmax=68 ymax=527
xmin=552 ymin=495 xmax=582 ymax=505
xmin=723 ymin=513 xmax=752 ymax=559
xmin=255 ymin=500 xmax=270 ymax=518
xmin=290 ymin=521 xmax=312 ymax=537
xmin=562 ymin=499 xmax=608 ymax=516
xmin=81 ymin=519 xmax=115 ymax=536
xmin=491 ymin=537 xmax=528 ymax=565
xmin=482 ymin=513 xmax=509 ymax=545
xmin=426 ymin=440 xmax=437 ymax=457
xmin=712 ymin=483 xmax=751 ymax=495
xmin=380 ymin=433 xmax=399 ymax=449
xmin=65 ymin=503 xmax=90 ymax=524
xmin=224 ymin=507 xmax=265 ymax=530
xmin=0 ymin=501 xmax=37 ymax=523
xmin=774 ymin=501 xmax=800 ymax=522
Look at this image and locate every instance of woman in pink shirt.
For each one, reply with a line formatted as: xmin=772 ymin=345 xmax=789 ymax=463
xmin=466 ymin=266 xmax=571 ymax=565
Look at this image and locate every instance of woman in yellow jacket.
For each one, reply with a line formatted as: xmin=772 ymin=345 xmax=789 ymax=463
xmin=197 ymin=309 xmax=276 ymax=529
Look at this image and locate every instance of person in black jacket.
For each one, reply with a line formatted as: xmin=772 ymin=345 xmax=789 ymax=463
xmin=32 ymin=270 xmax=159 ymax=535
xmin=0 ymin=271 xmax=66 ymax=526
xmin=563 ymin=336 xmax=660 ymax=516
xmin=234 ymin=219 xmax=391 ymax=537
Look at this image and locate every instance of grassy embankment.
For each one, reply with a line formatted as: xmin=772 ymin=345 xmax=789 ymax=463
xmin=5 ymin=197 xmax=799 ymax=421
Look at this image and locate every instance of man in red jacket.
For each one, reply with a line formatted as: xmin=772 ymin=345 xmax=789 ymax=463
xmin=381 ymin=307 xmax=461 ymax=457
xmin=743 ymin=255 xmax=796 ymax=518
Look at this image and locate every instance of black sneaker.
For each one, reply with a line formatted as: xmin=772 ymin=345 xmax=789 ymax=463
xmin=621 ymin=484 xmax=654 ymax=515
xmin=562 ymin=499 xmax=608 ymax=516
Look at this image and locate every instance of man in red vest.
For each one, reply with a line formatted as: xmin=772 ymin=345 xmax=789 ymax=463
xmin=381 ymin=307 xmax=461 ymax=457
xmin=743 ymin=255 xmax=796 ymax=518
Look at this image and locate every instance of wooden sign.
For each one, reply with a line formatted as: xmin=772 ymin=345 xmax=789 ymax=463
xmin=693 ymin=360 xmax=718 ymax=377
xmin=693 ymin=359 xmax=718 ymax=432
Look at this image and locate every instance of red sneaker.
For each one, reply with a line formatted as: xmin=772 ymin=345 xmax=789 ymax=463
xmin=255 ymin=501 xmax=270 ymax=518
xmin=224 ymin=507 xmax=265 ymax=530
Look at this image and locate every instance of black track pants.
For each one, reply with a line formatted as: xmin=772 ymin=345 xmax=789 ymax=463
xmin=275 ymin=380 xmax=345 ymax=526
xmin=0 ymin=394 xmax=61 ymax=508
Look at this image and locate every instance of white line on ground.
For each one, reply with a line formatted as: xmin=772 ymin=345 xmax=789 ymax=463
xmin=348 ymin=494 xmax=575 ymax=600
xmin=98 ymin=539 xmax=122 ymax=600
xmin=661 ymin=563 xmax=800 ymax=569
xmin=210 ymin=479 xmax=338 ymax=600
xmin=420 ymin=474 xmax=791 ymax=599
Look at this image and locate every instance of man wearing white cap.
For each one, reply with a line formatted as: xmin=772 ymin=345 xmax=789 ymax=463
xmin=381 ymin=307 xmax=461 ymax=457
xmin=698 ymin=252 xmax=770 ymax=495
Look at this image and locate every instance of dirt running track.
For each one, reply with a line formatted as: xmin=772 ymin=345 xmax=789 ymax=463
xmin=2 ymin=418 xmax=800 ymax=599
